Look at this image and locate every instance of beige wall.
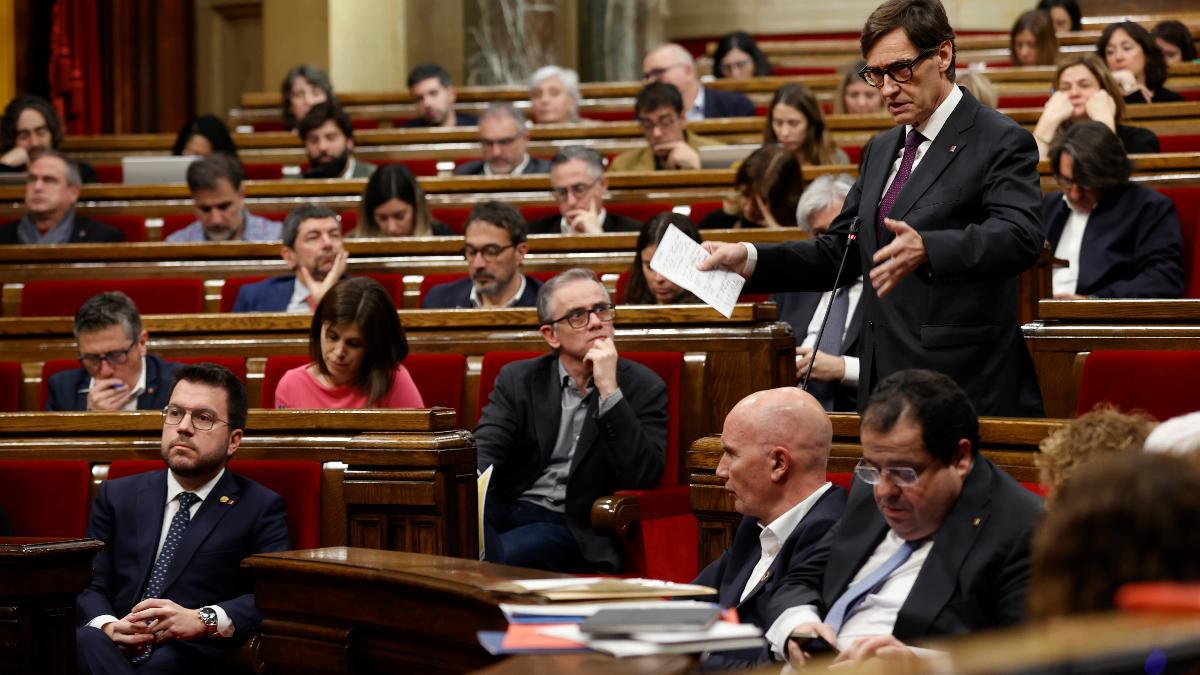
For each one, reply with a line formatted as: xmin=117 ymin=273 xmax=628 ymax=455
xmin=329 ymin=0 xmax=407 ymax=92
xmin=194 ymin=0 xmax=267 ymax=118
xmin=262 ymin=0 xmax=329 ymax=91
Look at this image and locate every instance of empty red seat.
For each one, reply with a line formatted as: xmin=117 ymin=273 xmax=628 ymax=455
xmin=20 ymin=278 xmax=205 ymax=317
xmin=0 ymin=460 xmax=90 ymax=536
xmin=998 ymin=93 xmax=1051 ymax=108
xmin=0 ymin=361 xmax=20 ymax=412
xmin=429 ymin=206 xmax=473 ymax=233
xmin=607 ymin=202 xmax=673 ymax=225
xmin=92 ymin=164 xmax=122 ymax=183
xmin=1158 ymin=135 xmax=1200 ymax=153
xmin=521 ymin=204 xmax=561 ymax=225
xmin=219 ymin=276 xmax=268 ymax=313
xmin=1077 ymin=350 xmax=1200 ymax=420
xmin=85 ymin=214 xmax=147 ymax=242
xmin=243 ymin=163 xmax=286 ymax=180
xmin=688 ymin=201 xmax=724 ymax=224
xmin=1157 ymin=187 xmax=1200 ymax=298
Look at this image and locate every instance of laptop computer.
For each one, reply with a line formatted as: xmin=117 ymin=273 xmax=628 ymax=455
xmin=699 ymin=144 xmax=759 ymax=169
xmin=121 ymin=156 xmax=197 ymax=185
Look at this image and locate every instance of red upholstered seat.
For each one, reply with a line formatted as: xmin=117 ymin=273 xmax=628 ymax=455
xmin=521 ymin=204 xmax=562 ymax=225
xmin=243 ymin=163 xmax=285 ymax=180
xmin=1076 ymin=350 xmax=1200 ymax=420
xmin=219 ymin=276 xmax=269 ymax=313
xmin=260 ymin=355 xmax=310 ymax=408
xmin=362 ymin=273 xmax=406 ymax=307
xmin=607 ymin=202 xmax=674 ymax=225
xmin=688 ymin=201 xmax=724 ymax=224
xmin=107 ymin=459 xmax=322 ymax=549
xmin=429 ymin=206 xmax=473 ymax=233
xmin=828 ymin=472 xmax=854 ymax=491
xmin=1157 ymin=187 xmax=1200 ymax=298
xmin=20 ymin=278 xmax=205 ymax=317
xmin=844 ymin=145 xmax=863 ymax=164
xmin=580 ymin=109 xmax=633 ymax=122
xmin=404 ymin=353 xmax=467 ymax=419
xmin=86 ymin=214 xmax=147 ymax=242
xmin=171 ymin=356 xmax=248 ymax=384
xmin=0 ymin=361 xmax=20 ymax=412
xmin=998 ymin=93 xmax=1050 ymax=108
xmin=160 ymin=214 xmax=195 ymax=240
xmin=339 ymin=209 xmax=359 ymax=233
xmin=1158 ymin=135 xmax=1200 ymax=153
xmin=0 ymin=460 xmax=91 ymax=536
xmin=92 ymin=164 xmax=122 ymax=183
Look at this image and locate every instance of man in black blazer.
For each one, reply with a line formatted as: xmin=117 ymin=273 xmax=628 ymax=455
xmin=1041 ymin=121 xmax=1184 ymax=299
xmin=702 ymin=0 xmax=1044 ymax=417
xmin=764 ymin=369 xmax=1043 ymax=667
xmin=0 ymin=149 xmax=123 ymax=244
xmin=528 ymin=146 xmax=643 ymax=235
xmin=476 ymin=268 xmax=667 ymax=573
xmin=454 ymin=103 xmax=550 ymax=176
xmin=423 ymin=201 xmax=544 ymax=309
xmin=643 ymin=43 xmax=755 ymax=120
xmin=45 ymin=291 xmax=180 ymax=412
xmin=75 ymin=363 xmax=289 ymax=674
xmin=694 ymin=387 xmax=847 ymax=668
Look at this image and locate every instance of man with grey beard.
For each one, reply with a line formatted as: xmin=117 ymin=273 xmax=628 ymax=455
xmin=422 ymin=200 xmax=543 ymax=308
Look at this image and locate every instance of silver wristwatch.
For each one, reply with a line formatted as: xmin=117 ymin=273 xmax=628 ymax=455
xmin=197 ymin=606 xmax=219 ymax=637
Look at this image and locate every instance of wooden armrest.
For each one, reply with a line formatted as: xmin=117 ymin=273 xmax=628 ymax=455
xmin=222 ymin=632 xmax=265 ymax=674
xmin=591 ymin=493 xmax=641 ymax=537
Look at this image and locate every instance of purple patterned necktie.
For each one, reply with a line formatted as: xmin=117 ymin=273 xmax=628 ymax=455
xmin=876 ymin=129 xmax=924 ymax=242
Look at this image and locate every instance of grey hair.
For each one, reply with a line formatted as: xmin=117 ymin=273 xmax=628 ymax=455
xmin=479 ymin=102 xmax=528 ymax=136
xmin=29 ymin=147 xmax=82 ymax=187
xmin=536 ymin=268 xmax=609 ymax=324
xmin=550 ymin=146 xmax=604 ymax=180
xmin=529 ymin=66 xmax=581 ymax=101
xmin=795 ymin=173 xmax=854 ymax=233
xmin=73 ymin=291 xmax=142 ymax=341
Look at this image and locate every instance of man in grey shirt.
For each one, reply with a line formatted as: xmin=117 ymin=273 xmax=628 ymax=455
xmin=168 ymin=154 xmax=281 ymax=242
xmin=474 ymin=268 xmax=668 ymax=573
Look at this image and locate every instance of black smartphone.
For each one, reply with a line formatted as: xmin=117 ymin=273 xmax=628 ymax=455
xmin=790 ymin=631 xmax=837 ymax=655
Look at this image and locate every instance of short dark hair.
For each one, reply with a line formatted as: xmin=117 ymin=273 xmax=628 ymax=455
xmin=171 ymin=114 xmax=238 ymax=157
xmin=1 ymin=94 xmax=64 ymax=152
xmin=407 ymin=63 xmax=452 ymax=89
xmin=74 ymin=291 xmax=142 ymax=341
xmin=309 ymin=277 xmax=409 ymax=406
xmin=860 ymin=0 xmax=957 ymax=82
xmin=280 ymin=64 xmax=335 ymax=129
xmin=354 ymin=163 xmax=435 ymax=238
xmin=861 ymin=369 xmax=979 ymax=464
xmin=1036 ymin=0 xmax=1082 ymax=32
xmin=1098 ymin=21 xmax=1170 ymax=92
xmin=170 ymin=362 xmax=249 ymax=433
xmin=282 ymin=204 xmax=339 ymax=248
xmin=550 ymin=146 xmax=605 ymax=178
xmin=624 ymin=213 xmax=702 ymax=304
xmin=635 ymin=82 xmax=684 ymax=117
xmin=297 ymin=101 xmax=353 ymax=143
xmin=465 ymin=200 xmax=527 ymax=245
xmin=536 ymin=267 xmax=608 ymax=325
xmin=186 ymin=153 xmax=245 ymax=192
xmin=712 ymin=31 xmax=773 ymax=78
xmin=1153 ymin=20 xmax=1198 ymax=63
xmin=1049 ymin=120 xmax=1132 ymax=191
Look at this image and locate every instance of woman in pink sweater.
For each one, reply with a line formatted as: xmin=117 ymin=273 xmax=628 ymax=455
xmin=276 ymin=277 xmax=424 ymax=409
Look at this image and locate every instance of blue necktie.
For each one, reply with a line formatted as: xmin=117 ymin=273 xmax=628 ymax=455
xmin=823 ymin=539 xmax=921 ymax=634
xmin=132 ymin=491 xmax=200 ymax=664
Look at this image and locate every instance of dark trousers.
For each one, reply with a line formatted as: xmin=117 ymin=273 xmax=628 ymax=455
xmin=76 ymin=626 xmax=214 ymax=675
xmin=483 ymin=496 xmax=594 ymax=573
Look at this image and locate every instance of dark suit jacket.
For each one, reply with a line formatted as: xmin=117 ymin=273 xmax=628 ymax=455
xmin=475 ymin=352 xmax=667 ymax=571
xmin=527 ymin=211 xmax=643 ymax=235
xmin=421 ymin=275 xmax=543 ymax=309
xmin=749 ymin=88 xmax=1045 ymax=417
xmin=703 ymin=87 xmax=756 ymax=119
xmin=454 ymin=157 xmax=552 ymax=176
xmin=763 ymin=455 xmax=1044 ymax=645
xmin=76 ymin=469 xmax=289 ymax=653
xmin=772 ymin=287 xmax=864 ymax=412
xmin=1116 ymin=124 xmax=1160 ymax=154
xmin=232 ymin=275 xmax=296 ymax=313
xmin=0 ymin=215 xmax=124 ymax=244
xmin=694 ymin=486 xmax=846 ymax=667
xmin=400 ymin=112 xmax=478 ymax=128
xmin=45 ymin=354 xmax=181 ymax=412
xmin=0 ymin=505 xmax=11 ymax=536
xmin=1041 ymin=185 xmax=1185 ymax=298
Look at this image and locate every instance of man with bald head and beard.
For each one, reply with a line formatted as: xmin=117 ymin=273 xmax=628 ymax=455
xmin=694 ymin=387 xmax=847 ymax=668
xmin=232 ymin=205 xmax=348 ymax=312
xmin=422 ymin=201 xmax=543 ymax=308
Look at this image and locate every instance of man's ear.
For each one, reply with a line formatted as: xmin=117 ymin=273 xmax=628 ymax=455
xmin=514 ymin=241 xmax=529 ymax=266
xmin=347 ymin=137 xmax=355 ymax=153
xmin=950 ymin=438 xmax=973 ymax=478
xmin=937 ymin=40 xmax=954 ymax=76
xmin=768 ymin=446 xmax=790 ymax=483
xmin=539 ymin=323 xmax=560 ymax=350
xmin=226 ymin=428 xmax=243 ymax=459
xmin=281 ymin=246 xmax=297 ymax=270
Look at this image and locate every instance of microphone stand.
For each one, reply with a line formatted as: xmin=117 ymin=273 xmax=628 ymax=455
xmin=801 ymin=217 xmax=860 ymax=392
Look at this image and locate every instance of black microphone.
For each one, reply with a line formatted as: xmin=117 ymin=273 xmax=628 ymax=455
xmin=801 ymin=217 xmax=860 ymax=392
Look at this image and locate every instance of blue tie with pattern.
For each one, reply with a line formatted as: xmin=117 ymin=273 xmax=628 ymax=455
xmin=132 ymin=491 xmax=200 ymax=664
xmin=823 ymin=539 xmax=921 ymax=634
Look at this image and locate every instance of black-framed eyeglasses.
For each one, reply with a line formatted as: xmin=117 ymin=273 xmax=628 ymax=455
xmin=162 ymin=404 xmax=230 ymax=432
xmin=853 ymin=459 xmax=922 ymax=487
xmin=78 ymin=340 xmax=138 ymax=370
xmin=858 ymin=47 xmax=939 ymax=88
xmin=460 ymin=243 xmax=515 ymax=261
xmin=552 ymin=178 xmax=600 ymax=202
xmin=544 ymin=303 xmax=616 ymax=329
xmin=1055 ymin=174 xmax=1081 ymax=191
xmin=638 ymin=113 xmax=680 ymax=133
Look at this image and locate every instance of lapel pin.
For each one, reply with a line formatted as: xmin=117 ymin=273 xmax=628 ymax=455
xmin=948 ymin=145 xmax=957 ymax=153
xmin=971 ymin=516 xmax=981 ymax=527
xmin=760 ymin=570 xmax=772 ymax=582
xmin=219 ymin=495 xmax=233 ymax=505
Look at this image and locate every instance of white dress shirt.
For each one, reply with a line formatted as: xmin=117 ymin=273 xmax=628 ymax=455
xmin=1052 ymin=195 xmax=1089 ymax=296
xmin=469 ymin=274 xmax=528 ymax=308
xmin=800 ymin=280 xmax=864 ymax=387
xmin=687 ymin=86 xmax=707 ymax=121
xmin=286 ymin=278 xmax=313 ymax=313
xmin=739 ymin=483 xmax=833 ymax=603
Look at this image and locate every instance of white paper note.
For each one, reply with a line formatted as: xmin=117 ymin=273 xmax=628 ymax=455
xmin=649 ymin=224 xmax=745 ymax=317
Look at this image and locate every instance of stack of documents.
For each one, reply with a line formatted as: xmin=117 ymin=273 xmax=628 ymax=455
xmin=485 ymin=576 xmax=717 ymax=601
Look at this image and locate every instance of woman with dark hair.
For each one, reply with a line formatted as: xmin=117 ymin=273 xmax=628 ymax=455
xmin=763 ymin=83 xmax=848 ymax=166
xmin=171 ymin=114 xmax=238 ymax=157
xmin=712 ymin=31 xmax=772 ymax=79
xmin=1029 ymin=452 xmax=1200 ymax=619
xmin=1033 ymin=54 xmax=1160 ymax=159
xmin=1010 ymin=9 xmax=1058 ymax=66
xmin=275 ymin=277 xmax=424 ymax=409
xmin=280 ymin=64 xmax=335 ymax=130
xmin=700 ymin=145 xmax=806 ymax=230
xmin=1035 ymin=0 xmax=1081 ymax=33
xmin=350 ymin=163 xmax=453 ymax=238
xmin=623 ymin=213 xmax=702 ymax=305
xmin=833 ymin=60 xmax=885 ymax=114
xmin=1153 ymin=20 xmax=1198 ymax=65
xmin=1098 ymin=21 xmax=1183 ymax=104
xmin=0 ymin=94 xmax=97 ymax=182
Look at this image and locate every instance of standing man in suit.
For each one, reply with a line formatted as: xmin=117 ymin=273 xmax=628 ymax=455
xmin=694 ymin=387 xmax=847 ymax=668
xmin=642 ymin=43 xmax=755 ymax=120
xmin=0 ymin=149 xmax=123 ymax=244
xmin=297 ymin=101 xmax=376 ymax=180
xmin=422 ymin=201 xmax=543 ymax=309
xmin=764 ymin=369 xmax=1044 ymax=667
xmin=454 ymin=103 xmax=551 ymax=176
xmin=46 ymin=292 xmax=180 ymax=412
xmin=75 ymin=363 xmax=290 ymax=674
xmin=527 ymin=146 xmax=643 ymax=235
xmin=232 ymin=205 xmax=348 ymax=312
xmin=1041 ymin=121 xmax=1184 ymax=299
xmin=476 ymin=268 xmax=667 ymax=573
xmin=702 ymin=0 xmax=1045 ymax=417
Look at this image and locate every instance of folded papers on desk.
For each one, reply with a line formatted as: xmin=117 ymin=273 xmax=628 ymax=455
xmin=486 ymin=577 xmax=716 ymax=601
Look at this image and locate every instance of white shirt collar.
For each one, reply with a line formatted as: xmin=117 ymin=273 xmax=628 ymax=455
xmin=165 ymin=466 xmax=225 ymax=506
xmin=559 ymin=209 xmax=609 ymax=234
xmin=484 ymin=154 xmax=531 ymax=177
xmin=469 ymin=273 xmax=528 ymax=308
xmin=757 ymin=482 xmax=834 ymax=555
xmin=687 ymin=85 xmax=706 ymax=121
xmin=907 ymin=83 xmax=962 ymax=144
xmin=340 ymin=156 xmax=358 ymax=179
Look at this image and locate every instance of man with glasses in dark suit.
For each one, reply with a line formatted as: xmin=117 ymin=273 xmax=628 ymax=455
xmin=422 ymin=201 xmax=544 ymax=309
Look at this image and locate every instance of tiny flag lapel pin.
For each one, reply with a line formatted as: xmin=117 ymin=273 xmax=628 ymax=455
xmin=948 ymin=144 xmax=957 ymax=153
xmin=219 ymin=495 xmax=234 ymax=505
xmin=972 ymin=516 xmax=981 ymax=527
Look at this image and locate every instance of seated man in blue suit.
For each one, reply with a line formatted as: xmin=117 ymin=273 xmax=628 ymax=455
xmin=75 ymin=362 xmax=290 ymax=674
xmin=46 ymin=292 xmax=180 ymax=412
xmin=643 ymin=43 xmax=755 ymax=121
xmin=232 ymin=204 xmax=348 ymax=312
xmin=695 ymin=386 xmax=847 ymax=668
xmin=422 ymin=200 xmax=543 ymax=309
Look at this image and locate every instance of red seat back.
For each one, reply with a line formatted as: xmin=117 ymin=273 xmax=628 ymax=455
xmin=92 ymin=164 xmax=122 ymax=183
xmin=828 ymin=472 xmax=854 ymax=491
xmin=171 ymin=356 xmax=248 ymax=384
xmin=243 ymin=163 xmax=285 ymax=180
xmin=688 ymin=201 xmax=724 ymax=224
xmin=521 ymin=204 xmax=562 ymax=225
xmin=405 ymin=353 xmax=467 ymax=418
xmin=40 ymin=359 xmax=83 ymax=410
xmin=85 ymin=214 xmax=147 ymax=242
xmin=1158 ymin=135 xmax=1200 ymax=153
xmin=622 ymin=352 xmax=683 ymax=486
xmin=1077 ymin=350 xmax=1200 ymax=420
xmin=998 ymin=94 xmax=1050 ymax=108
xmin=260 ymin=355 xmax=311 ymax=408
xmin=362 ymin=273 xmax=406 ymax=307
xmin=607 ymin=202 xmax=673 ymax=225
xmin=0 ymin=361 xmax=20 ymax=412
xmin=160 ymin=213 xmax=195 ymax=240
xmin=1158 ymin=187 xmax=1200 ymax=298
xmin=220 ymin=276 xmax=270 ymax=313
xmin=429 ymin=207 xmax=473 ymax=233
xmin=21 ymin=278 xmax=205 ymax=317
xmin=0 ymin=461 xmax=91 ymax=536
